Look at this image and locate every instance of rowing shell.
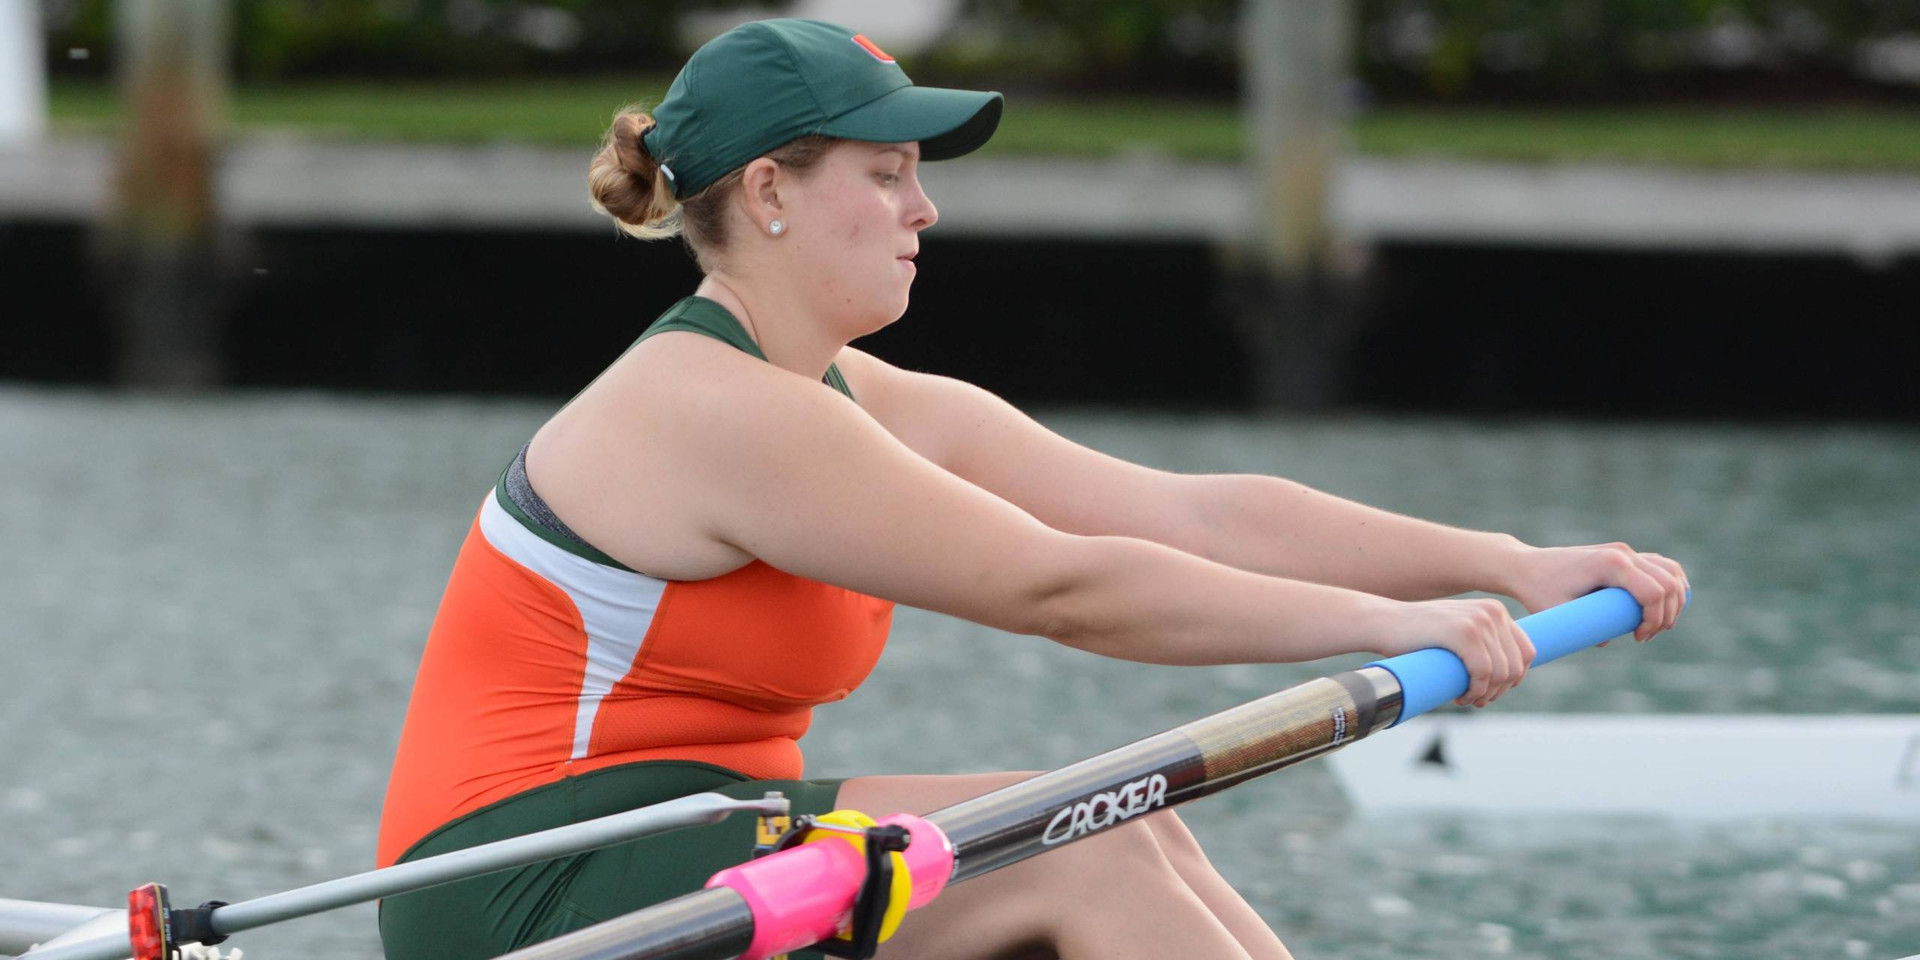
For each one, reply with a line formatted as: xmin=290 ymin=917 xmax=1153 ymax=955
xmin=1325 ymin=712 xmax=1920 ymax=821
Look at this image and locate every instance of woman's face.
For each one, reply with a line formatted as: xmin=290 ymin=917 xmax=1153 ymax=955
xmin=777 ymin=140 xmax=938 ymax=335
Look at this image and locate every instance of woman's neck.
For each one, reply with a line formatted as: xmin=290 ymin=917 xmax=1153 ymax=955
xmin=695 ymin=273 xmax=842 ymax=382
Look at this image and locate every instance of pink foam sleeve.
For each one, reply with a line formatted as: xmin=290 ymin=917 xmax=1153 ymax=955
xmin=706 ymin=813 xmax=957 ymax=960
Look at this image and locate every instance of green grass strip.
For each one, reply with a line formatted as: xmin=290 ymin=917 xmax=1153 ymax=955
xmin=48 ymin=77 xmax=1920 ymax=171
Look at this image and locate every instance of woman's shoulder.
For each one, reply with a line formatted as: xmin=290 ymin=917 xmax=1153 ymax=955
xmin=527 ymin=335 xmax=813 ymax=580
xmin=582 ymin=328 xmax=805 ymax=435
xmin=827 ymin=345 xmax=880 ymax=395
xmin=829 ymin=346 xmax=914 ymax=418
xmin=827 ymin=346 xmax=985 ymax=449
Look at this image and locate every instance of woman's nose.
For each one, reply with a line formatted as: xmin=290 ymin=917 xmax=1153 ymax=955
xmin=909 ymin=179 xmax=938 ymax=230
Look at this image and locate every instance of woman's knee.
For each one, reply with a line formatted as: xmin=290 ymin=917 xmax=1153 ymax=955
xmin=1041 ymin=822 xmax=1250 ymax=957
xmin=1037 ymin=815 xmax=1183 ymax=888
xmin=1144 ymin=808 xmax=1212 ymax=872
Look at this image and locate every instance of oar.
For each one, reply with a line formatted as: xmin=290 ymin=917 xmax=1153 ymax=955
xmin=16 ymin=793 xmax=791 ymax=960
xmin=499 ymin=587 xmax=1653 ymax=960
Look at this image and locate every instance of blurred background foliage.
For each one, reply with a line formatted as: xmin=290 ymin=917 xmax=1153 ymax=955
xmin=38 ymin=0 xmax=783 ymax=78
xmin=36 ymin=0 xmax=1920 ymax=101
xmin=1354 ymin=0 xmax=1920 ymax=102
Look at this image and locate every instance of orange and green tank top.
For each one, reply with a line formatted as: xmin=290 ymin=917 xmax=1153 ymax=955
xmin=377 ymin=297 xmax=895 ymax=868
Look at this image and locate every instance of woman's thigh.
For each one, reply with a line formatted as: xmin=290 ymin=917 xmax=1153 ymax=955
xmin=837 ymin=769 xmax=1039 ymax=818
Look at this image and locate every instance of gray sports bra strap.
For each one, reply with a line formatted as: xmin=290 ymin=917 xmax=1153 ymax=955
xmin=495 ymin=445 xmax=632 ymax=571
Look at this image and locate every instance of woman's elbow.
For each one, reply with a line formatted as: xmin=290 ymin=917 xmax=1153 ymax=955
xmin=976 ymin=529 xmax=1079 ymax=633
xmin=1005 ymin=535 xmax=1144 ymax=656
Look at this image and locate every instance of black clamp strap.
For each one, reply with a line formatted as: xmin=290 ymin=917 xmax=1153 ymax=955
xmin=811 ymin=824 xmax=911 ymax=960
xmin=764 ymin=817 xmax=913 ymax=960
xmin=169 ymin=900 xmax=231 ymax=948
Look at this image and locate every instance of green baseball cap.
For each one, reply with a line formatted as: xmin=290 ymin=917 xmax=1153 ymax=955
xmin=643 ymin=18 xmax=1003 ymax=200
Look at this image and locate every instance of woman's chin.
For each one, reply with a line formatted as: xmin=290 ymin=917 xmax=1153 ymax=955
xmin=837 ymin=297 xmax=908 ymax=339
xmin=872 ymin=302 xmax=909 ymax=332
xmin=881 ymin=286 xmax=913 ymax=322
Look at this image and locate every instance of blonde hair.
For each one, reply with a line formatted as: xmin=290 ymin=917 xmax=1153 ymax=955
xmin=587 ymin=107 xmax=843 ymax=272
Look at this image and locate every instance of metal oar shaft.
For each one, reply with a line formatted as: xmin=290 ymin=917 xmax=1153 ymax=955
xmin=217 ymin=794 xmax=782 ymax=935
xmin=19 ymin=793 xmax=785 ymax=960
xmin=0 ymin=901 xmax=115 ymax=955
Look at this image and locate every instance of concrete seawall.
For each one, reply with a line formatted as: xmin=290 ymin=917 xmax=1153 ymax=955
xmin=5 ymin=137 xmax=1919 ymax=259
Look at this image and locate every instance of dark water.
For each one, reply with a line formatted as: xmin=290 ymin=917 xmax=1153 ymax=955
xmin=1 ymin=388 xmax=1916 ymax=958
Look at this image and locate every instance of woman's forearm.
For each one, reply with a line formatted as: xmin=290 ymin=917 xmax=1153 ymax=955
xmin=1178 ymin=473 xmax=1529 ymax=602
xmin=1024 ymin=531 xmax=1539 ymax=707
xmin=1032 ymin=533 xmax=1402 ymax=666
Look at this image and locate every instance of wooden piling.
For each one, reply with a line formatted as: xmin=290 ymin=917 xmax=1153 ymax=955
xmin=1234 ymin=0 xmax=1356 ymax=409
xmin=103 ymin=0 xmax=230 ymax=389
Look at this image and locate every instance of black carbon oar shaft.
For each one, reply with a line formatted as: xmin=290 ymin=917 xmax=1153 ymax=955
xmin=501 ymin=888 xmax=755 ymax=960
xmin=931 ymin=666 xmax=1404 ymax=881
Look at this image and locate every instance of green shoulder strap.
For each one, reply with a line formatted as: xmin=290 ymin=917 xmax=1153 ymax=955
xmin=640 ymin=297 xmax=857 ymax=401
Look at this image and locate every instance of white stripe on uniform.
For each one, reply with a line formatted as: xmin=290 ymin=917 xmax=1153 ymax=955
xmin=477 ymin=493 xmax=668 ymax=759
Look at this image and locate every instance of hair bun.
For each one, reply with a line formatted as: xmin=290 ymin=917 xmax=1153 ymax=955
xmin=588 ymin=107 xmax=681 ymax=239
xmin=610 ymin=112 xmax=657 ymax=180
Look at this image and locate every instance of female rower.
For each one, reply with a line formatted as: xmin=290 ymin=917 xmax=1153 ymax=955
xmin=376 ymin=18 xmax=1688 ymax=960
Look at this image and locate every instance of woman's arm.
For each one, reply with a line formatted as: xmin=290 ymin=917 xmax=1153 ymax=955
xmin=835 ymin=348 xmax=1688 ymax=641
xmin=1182 ymin=473 xmax=1526 ymax=600
xmin=1186 ymin=478 xmax=1690 ymax=641
xmin=836 ymin=346 xmax=1516 ymax=595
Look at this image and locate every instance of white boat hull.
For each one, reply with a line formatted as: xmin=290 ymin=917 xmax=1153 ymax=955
xmin=1325 ymin=713 xmax=1920 ymax=821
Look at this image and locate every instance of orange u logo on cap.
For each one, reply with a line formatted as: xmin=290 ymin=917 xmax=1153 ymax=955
xmin=851 ymin=34 xmax=894 ymax=63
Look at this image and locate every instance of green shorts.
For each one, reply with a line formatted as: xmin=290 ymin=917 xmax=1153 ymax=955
xmin=379 ymin=760 xmax=846 ymax=960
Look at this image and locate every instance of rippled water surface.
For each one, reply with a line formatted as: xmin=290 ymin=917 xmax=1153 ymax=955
xmin=1 ymin=388 xmax=1915 ymax=959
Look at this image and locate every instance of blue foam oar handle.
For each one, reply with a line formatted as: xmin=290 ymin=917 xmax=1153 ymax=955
xmin=1366 ymin=587 xmax=1649 ymax=726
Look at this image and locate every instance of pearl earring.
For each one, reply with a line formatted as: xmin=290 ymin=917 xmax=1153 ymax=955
xmin=769 ymin=219 xmax=785 ymax=236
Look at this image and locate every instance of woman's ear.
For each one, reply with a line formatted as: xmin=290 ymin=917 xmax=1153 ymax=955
xmin=737 ymin=157 xmax=783 ymax=233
